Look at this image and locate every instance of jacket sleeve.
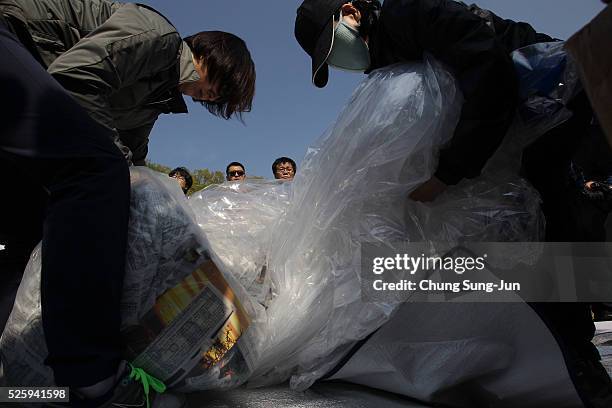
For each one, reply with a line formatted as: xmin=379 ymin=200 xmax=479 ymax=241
xmin=385 ymin=0 xmax=519 ymax=185
xmin=119 ymin=122 xmax=155 ymax=166
xmin=46 ymin=3 xmax=181 ymax=163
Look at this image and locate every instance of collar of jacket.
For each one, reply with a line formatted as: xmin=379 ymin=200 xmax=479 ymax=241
xmin=145 ymin=41 xmax=199 ymax=115
xmin=147 ymin=42 xmax=200 ymax=115
xmin=179 ymin=41 xmax=200 ymax=86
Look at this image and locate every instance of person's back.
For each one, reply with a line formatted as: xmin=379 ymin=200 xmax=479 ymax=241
xmin=368 ymin=1 xmax=554 ymax=74
xmin=361 ymin=0 xmax=552 ymax=190
xmin=0 ymin=0 xmax=119 ymax=67
xmin=464 ymin=3 xmax=555 ymax=52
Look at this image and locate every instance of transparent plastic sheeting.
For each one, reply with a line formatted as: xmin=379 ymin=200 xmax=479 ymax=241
xmin=189 ymin=181 xmax=292 ymax=307
xmin=2 ymin=56 xmax=570 ymax=398
xmin=189 ymin=56 xmax=566 ymax=390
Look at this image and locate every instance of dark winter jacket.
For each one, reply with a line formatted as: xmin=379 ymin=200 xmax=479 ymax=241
xmin=368 ymin=0 xmax=554 ymax=184
xmin=0 ymin=0 xmax=200 ymax=165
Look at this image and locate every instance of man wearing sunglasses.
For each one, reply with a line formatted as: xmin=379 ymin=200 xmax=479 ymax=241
xmin=226 ymin=161 xmax=247 ymax=182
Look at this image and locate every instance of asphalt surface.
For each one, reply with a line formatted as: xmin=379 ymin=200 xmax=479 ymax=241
xmin=185 ymin=381 xmax=431 ymax=408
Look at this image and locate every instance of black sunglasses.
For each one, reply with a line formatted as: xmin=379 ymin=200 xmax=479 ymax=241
xmin=228 ymin=170 xmax=245 ymax=177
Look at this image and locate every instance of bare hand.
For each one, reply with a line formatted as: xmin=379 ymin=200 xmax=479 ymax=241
xmin=409 ymin=176 xmax=447 ymax=202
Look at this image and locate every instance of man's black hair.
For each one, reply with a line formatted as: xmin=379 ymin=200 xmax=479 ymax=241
xmin=272 ymin=157 xmax=297 ymax=175
xmin=226 ymin=161 xmax=245 ymax=175
xmin=169 ymin=167 xmax=193 ymax=194
xmin=183 ymin=31 xmax=256 ymax=121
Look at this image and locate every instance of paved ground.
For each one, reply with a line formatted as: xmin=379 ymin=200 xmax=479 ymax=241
xmin=594 ymin=321 xmax=612 ymax=377
xmin=185 ymin=381 xmax=430 ymax=408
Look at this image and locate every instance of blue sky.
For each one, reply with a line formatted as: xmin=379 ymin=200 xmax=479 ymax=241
xmin=142 ymin=0 xmax=606 ymax=178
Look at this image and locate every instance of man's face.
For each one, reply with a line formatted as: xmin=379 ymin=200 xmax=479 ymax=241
xmin=171 ymin=174 xmax=187 ymax=191
xmin=274 ymin=162 xmax=295 ymax=180
xmin=227 ymin=165 xmax=246 ymax=181
xmin=179 ymin=58 xmax=222 ymax=103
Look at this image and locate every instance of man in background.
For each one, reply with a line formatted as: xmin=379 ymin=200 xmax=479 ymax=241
xmin=169 ymin=167 xmax=194 ymax=195
xmin=226 ymin=162 xmax=247 ymax=182
xmin=272 ymin=157 xmax=297 ymax=180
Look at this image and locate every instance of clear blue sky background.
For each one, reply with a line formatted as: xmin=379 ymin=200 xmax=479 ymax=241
xmin=141 ymin=0 xmax=606 ymax=178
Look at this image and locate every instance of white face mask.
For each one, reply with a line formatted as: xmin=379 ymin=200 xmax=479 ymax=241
xmin=326 ymin=20 xmax=371 ymax=72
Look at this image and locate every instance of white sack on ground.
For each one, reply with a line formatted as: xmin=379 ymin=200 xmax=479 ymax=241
xmin=0 ymin=168 xmax=262 ymax=391
xmin=329 ymin=302 xmax=583 ymax=407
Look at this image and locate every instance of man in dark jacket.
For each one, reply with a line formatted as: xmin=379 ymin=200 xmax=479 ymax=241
xmin=295 ymin=0 xmax=552 ymax=201
xmin=295 ymin=1 xmax=611 ymax=407
xmin=0 ymin=0 xmax=256 ymax=165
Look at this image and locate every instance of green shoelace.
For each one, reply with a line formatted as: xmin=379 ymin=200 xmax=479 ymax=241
xmin=128 ymin=363 xmax=167 ymax=408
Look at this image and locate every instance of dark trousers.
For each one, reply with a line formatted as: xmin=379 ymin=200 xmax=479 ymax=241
xmin=0 ymin=19 xmax=130 ymax=387
xmin=522 ymin=93 xmax=603 ymax=361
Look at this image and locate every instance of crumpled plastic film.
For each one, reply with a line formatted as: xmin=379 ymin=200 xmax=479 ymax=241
xmin=0 ymin=244 xmax=51 ymax=387
xmin=189 ymin=181 xmax=292 ymax=305
xmin=231 ymin=58 xmax=545 ymax=390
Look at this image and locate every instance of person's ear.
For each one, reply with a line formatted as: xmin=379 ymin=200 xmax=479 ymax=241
xmin=340 ymin=3 xmax=362 ymax=24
